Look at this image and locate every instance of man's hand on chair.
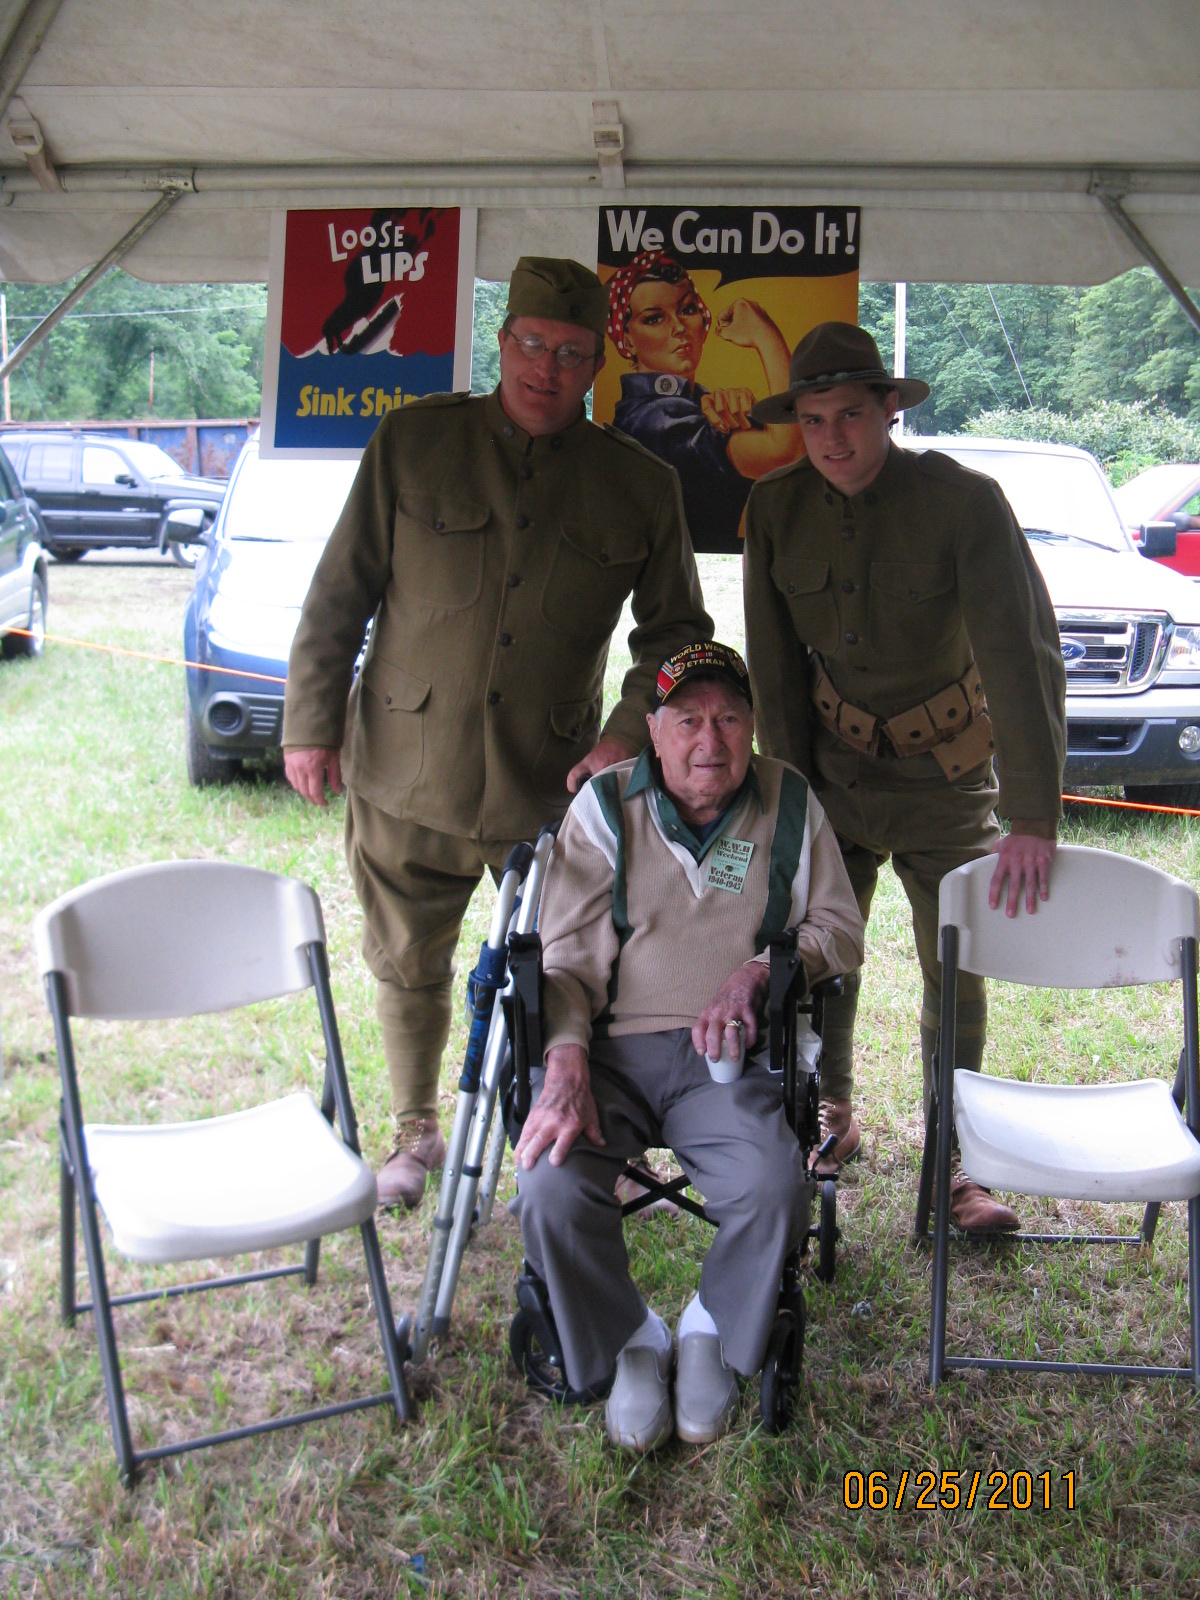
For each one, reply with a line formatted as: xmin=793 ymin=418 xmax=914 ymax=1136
xmin=692 ymin=959 xmax=771 ymax=1062
xmin=515 ymin=1044 xmax=605 ymax=1169
xmin=988 ymin=822 xmax=1057 ymax=917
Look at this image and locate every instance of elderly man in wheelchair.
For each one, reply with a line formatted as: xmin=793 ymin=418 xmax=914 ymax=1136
xmin=512 ymin=642 xmax=864 ymax=1451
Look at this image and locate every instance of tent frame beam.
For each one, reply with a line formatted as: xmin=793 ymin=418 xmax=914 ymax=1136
xmin=0 ymin=184 xmax=183 ymax=382
xmin=1092 ymin=184 xmax=1200 ymax=336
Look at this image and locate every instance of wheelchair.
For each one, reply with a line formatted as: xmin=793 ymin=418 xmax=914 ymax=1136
xmin=406 ymin=825 xmax=842 ymax=1435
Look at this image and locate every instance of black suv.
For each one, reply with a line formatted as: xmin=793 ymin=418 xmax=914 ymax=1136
xmin=0 ymin=429 xmax=226 ymax=565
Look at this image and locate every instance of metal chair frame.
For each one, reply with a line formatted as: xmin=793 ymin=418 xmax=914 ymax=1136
xmin=48 ymin=874 xmax=410 ymax=1485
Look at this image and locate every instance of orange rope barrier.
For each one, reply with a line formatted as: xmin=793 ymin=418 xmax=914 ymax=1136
xmin=1063 ymin=791 xmax=1200 ymax=818
xmin=8 ymin=626 xmax=1200 ymax=815
xmin=4 ymin=627 xmax=287 ymax=684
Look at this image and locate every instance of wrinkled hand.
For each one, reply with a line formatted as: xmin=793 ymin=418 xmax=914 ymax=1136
xmin=714 ymin=298 xmax=771 ymax=348
xmin=515 ymin=1044 xmax=605 ymax=1169
xmin=988 ymin=829 xmax=1057 ymax=917
xmin=566 ymin=736 xmax=636 ymax=794
xmin=692 ymin=959 xmax=771 ymax=1063
xmin=284 ymin=746 xmax=343 ymax=806
xmin=700 ymin=386 xmax=757 ymax=435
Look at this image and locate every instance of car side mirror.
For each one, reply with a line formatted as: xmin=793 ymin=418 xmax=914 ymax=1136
xmin=165 ymin=506 xmax=209 ymax=544
xmin=115 ymin=472 xmax=138 ymax=488
xmin=1139 ymin=520 xmax=1178 ymax=559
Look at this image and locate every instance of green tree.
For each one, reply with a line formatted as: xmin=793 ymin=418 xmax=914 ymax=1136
xmin=1 ymin=272 xmax=267 ymax=420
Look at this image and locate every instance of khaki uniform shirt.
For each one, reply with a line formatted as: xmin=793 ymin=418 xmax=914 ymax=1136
xmin=743 ymin=442 xmax=1066 ymax=823
xmin=283 ymin=390 xmax=712 ymax=840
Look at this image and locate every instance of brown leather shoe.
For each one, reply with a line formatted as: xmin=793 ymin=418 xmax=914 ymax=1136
xmin=947 ymin=1170 xmax=1019 ymax=1233
xmin=377 ymin=1116 xmax=447 ymax=1210
xmin=811 ymin=1098 xmax=861 ymax=1178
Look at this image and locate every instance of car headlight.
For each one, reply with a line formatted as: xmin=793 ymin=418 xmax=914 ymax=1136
xmin=207 ymin=593 xmax=301 ymax=656
xmin=1164 ymin=625 xmax=1200 ymax=672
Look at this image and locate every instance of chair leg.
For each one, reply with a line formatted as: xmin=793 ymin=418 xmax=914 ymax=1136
xmin=74 ymin=1175 xmax=137 ymax=1482
xmin=929 ymin=928 xmax=958 ymax=1390
xmin=59 ymin=1115 xmax=77 ymax=1326
xmin=1189 ymin=1193 xmax=1200 ymax=1393
xmin=304 ymin=1238 xmax=321 ymax=1286
xmin=358 ymin=1216 xmax=412 ymax=1423
xmin=914 ymin=1087 xmax=938 ymax=1241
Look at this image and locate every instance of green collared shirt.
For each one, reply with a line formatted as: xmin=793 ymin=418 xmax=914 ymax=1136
xmin=624 ymin=747 xmax=763 ymax=863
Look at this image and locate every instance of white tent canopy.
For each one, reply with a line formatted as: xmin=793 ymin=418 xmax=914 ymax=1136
xmin=1 ymin=0 xmax=1198 ymax=287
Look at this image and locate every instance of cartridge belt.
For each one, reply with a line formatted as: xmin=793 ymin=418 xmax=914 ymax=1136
xmin=810 ymin=659 xmax=995 ymax=779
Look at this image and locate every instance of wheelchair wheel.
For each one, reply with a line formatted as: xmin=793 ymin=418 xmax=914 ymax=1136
xmin=509 ymin=1305 xmax=570 ymax=1401
xmin=759 ymin=1298 xmax=805 ymax=1434
xmin=815 ymin=1179 xmax=837 ymax=1284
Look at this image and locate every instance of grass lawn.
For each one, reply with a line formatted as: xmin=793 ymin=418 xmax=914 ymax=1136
xmin=4 ymin=552 xmax=1200 ymax=1598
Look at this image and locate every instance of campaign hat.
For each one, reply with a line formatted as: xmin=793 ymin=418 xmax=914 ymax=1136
xmin=750 ymin=321 xmax=931 ymax=424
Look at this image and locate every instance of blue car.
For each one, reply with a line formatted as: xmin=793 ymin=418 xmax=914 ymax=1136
xmin=182 ymin=436 xmax=359 ymax=785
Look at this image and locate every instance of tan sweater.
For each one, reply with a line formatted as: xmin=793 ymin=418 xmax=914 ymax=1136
xmin=540 ymin=752 xmax=865 ymax=1051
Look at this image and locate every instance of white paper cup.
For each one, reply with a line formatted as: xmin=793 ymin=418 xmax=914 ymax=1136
xmin=705 ymin=1034 xmax=744 ymax=1084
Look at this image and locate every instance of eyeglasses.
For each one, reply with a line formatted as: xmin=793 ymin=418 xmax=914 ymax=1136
xmin=505 ymin=332 xmax=598 ymax=370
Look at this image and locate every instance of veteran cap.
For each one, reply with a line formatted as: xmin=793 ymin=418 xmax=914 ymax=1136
xmin=750 ymin=321 xmax=931 ymax=425
xmin=506 ymin=257 xmax=608 ymax=341
xmin=656 ymin=641 xmax=753 ymax=708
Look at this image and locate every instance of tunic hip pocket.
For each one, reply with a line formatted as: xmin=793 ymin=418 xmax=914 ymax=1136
xmin=357 ymin=655 xmax=431 ymax=791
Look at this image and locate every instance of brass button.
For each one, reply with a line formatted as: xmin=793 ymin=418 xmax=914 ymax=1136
xmin=845 ymin=630 xmax=858 ymax=644
xmin=599 ymin=550 xmax=609 ymax=564
xmin=841 ymin=528 xmax=855 ymax=540
xmin=487 ymin=691 xmax=500 ymax=706
xmin=516 ymin=514 xmax=530 ymax=529
xmin=507 ymin=573 xmax=522 ymax=588
xmin=841 ymin=579 xmax=854 ymax=594
xmin=909 ymin=589 xmax=919 ymax=600
xmin=946 ymin=707 xmax=958 ymax=719
xmin=499 ymin=632 xmax=513 ymax=646
xmin=787 ymin=583 xmax=796 ymax=595
xmin=432 ymin=518 xmax=445 ymax=531
xmin=520 ymin=465 xmax=533 ymax=480
xmin=550 ymin=436 xmax=563 ymax=450
xmin=502 ymin=424 xmax=514 ymax=439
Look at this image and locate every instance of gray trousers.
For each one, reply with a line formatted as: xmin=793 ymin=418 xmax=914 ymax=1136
xmin=512 ymin=1029 xmax=810 ymax=1393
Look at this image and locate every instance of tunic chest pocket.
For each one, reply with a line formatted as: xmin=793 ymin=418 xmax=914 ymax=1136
xmin=540 ymin=523 xmax=649 ymax=641
xmin=868 ymin=560 xmax=958 ymax=660
xmin=770 ymin=556 xmax=840 ymax=656
xmin=395 ymin=491 xmax=489 ymax=612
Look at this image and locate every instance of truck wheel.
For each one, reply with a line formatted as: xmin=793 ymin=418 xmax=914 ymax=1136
xmin=1124 ymin=783 xmax=1200 ymax=812
xmin=185 ymin=691 xmax=241 ymax=787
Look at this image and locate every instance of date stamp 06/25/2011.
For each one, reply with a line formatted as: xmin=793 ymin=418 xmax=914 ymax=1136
xmin=843 ymin=1469 xmax=1077 ymax=1513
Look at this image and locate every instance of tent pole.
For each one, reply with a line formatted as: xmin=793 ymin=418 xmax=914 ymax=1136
xmin=1094 ymin=189 xmax=1200 ymax=337
xmin=0 ymin=186 xmax=184 ymax=385
xmin=0 ymin=0 xmax=65 ymax=124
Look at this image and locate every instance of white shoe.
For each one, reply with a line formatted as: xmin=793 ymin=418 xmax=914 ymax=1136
xmin=604 ymin=1343 xmax=674 ymax=1453
xmin=673 ymin=1332 xmax=738 ymax=1445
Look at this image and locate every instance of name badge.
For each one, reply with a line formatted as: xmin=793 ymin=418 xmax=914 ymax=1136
xmin=707 ymin=837 xmax=754 ymax=894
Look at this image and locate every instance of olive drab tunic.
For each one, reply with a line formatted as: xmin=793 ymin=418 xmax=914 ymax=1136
xmin=283 ymin=390 xmax=713 ymax=841
xmin=743 ymin=442 xmax=1066 ymax=824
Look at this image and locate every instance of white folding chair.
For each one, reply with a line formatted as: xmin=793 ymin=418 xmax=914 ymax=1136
xmin=919 ymin=843 xmax=1200 ymax=1389
xmin=36 ymin=860 xmax=410 ymax=1482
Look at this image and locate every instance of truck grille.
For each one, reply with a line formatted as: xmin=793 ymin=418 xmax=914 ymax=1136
xmin=1055 ymin=613 xmax=1168 ymax=694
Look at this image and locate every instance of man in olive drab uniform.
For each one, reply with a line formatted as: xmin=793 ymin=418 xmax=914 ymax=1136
xmin=283 ymin=257 xmax=712 ymax=1208
xmin=743 ymin=323 xmax=1066 ymax=1232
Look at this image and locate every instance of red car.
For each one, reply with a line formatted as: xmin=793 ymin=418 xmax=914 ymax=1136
xmin=1114 ymin=464 xmax=1200 ymax=578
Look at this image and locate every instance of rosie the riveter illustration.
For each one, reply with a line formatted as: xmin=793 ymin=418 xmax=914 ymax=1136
xmin=605 ymin=251 xmax=805 ymax=553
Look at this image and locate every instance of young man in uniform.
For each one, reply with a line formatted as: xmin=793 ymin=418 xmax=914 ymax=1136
xmin=743 ymin=322 xmax=1066 ymax=1231
xmin=283 ymin=256 xmax=712 ymax=1207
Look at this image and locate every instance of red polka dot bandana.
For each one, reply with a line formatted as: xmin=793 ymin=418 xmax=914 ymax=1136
xmin=606 ymin=251 xmax=712 ymax=361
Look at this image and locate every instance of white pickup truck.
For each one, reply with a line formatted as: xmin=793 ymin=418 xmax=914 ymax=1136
xmin=905 ymin=436 xmax=1200 ymax=809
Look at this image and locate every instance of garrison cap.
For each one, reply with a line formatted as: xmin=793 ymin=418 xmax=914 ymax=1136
xmin=656 ymin=641 xmax=753 ymax=709
xmin=506 ymin=257 xmax=608 ymax=341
